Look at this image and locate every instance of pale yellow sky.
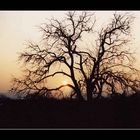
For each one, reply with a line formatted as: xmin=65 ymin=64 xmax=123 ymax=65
xmin=0 ymin=11 xmax=140 ymax=92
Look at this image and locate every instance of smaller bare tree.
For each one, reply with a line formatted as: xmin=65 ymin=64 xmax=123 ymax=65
xmin=79 ymin=13 xmax=140 ymax=101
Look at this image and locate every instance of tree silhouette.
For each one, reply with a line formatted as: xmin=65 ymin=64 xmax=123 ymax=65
xmin=10 ymin=12 xmax=140 ymax=101
xmin=81 ymin=13 xmax=140 ymax=101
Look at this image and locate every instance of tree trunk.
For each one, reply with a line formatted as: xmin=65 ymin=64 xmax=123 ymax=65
xmin=96 ymin=86 xmax=102 ymax=99
xmin=76 ymin=88 xmax=84 ymax=101
xmin=87 ymin=84 xmax=92 ymax=102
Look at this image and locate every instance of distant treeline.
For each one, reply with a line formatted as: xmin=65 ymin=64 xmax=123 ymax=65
xmin=0 ymin=92 xmax=140 ymax=128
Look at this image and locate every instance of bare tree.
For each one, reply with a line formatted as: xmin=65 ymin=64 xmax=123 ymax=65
xmin=10 ymin=12 xmax=140 ymax=101
xmin=10 ymin=12 xmax=95 ymax=101
xmin=81 ymin=13 xmax=140 ymax=101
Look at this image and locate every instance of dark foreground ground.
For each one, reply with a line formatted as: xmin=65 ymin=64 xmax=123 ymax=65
xmin=0 ymin=94 xmax=140 ymax=129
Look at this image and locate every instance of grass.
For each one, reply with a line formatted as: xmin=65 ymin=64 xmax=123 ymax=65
xmin=0 ymin=94 xmax=140 ymax=128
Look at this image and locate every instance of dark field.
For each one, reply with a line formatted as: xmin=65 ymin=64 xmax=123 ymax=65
xmin=0 ymin=94 xmax=140 ymax=129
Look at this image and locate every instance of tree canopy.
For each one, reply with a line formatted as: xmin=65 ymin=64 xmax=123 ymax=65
xmin=10 ymin=12 xmax=140 ymax=101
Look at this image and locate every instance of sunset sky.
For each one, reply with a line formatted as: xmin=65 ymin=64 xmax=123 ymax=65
xmin=0 ymin=11 xmax=140 ymax=93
